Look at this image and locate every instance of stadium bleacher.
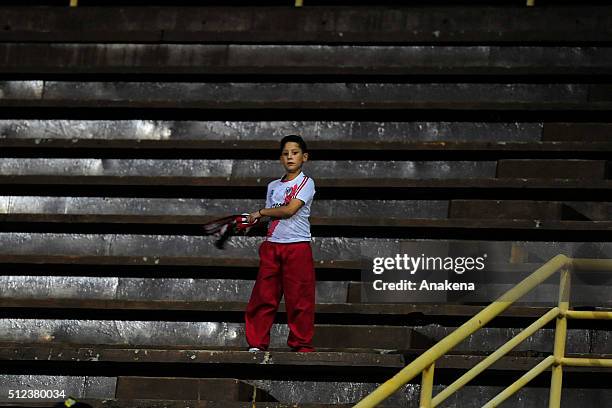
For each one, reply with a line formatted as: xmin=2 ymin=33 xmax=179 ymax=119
xmin=0 ymin=1 xmax=610 ymax=407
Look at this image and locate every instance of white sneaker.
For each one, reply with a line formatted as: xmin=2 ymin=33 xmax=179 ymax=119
xmin=248 ymin=347 xmax=261 ymax=352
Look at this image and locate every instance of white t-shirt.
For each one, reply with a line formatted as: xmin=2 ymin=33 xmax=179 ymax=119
xmin=265 ymin=172 xmax=316 ymax=243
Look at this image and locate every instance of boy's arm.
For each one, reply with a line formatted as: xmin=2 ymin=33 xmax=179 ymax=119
xmin=248 ymin=198 xmax=304 ymax=223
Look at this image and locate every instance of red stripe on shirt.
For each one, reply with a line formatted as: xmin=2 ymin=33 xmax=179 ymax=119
xmin=294 ymin=176 xmax=309 ymax=199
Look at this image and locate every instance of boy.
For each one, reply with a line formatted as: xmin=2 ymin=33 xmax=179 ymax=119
xmin=245 ymin=135 xmax=316 ymax=352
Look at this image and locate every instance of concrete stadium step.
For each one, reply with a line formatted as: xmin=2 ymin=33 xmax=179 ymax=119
xmin=188 ymin=380 xmax=612 ymax=407
xmin=1 ymin=374 xmax=612 ymax=407
xmin=2 ymin=81 xmax=610 ymax=111
xmin=1 ymin=120 xmax=609 ymax=147
xmin=0 ymin=158 xmax=608 ymax=183
xmin=497 ymin=159 xmax=607 ymax=179
xmin=100 ymin=378 xmax=273 ymax=404
xmin=0 ymin=295 xmax=553 ymax=318
xmin=0 ymin=233 xmax=340 ymax=268
xmin=0 ymin=376 xmax=276 ymax=405
xmin=0 ymin=276 xmax=351 ymax=304
xmin=4 ymin=217 xmax=612 ymax=233
xmin=1 ymin=273 xmax=609 ymax=308
xmin=449 ymin=200 xmax=612 ymax=221
xmin=0 ymin=119 xmax=542 ymax=143
xmin=0 ymin=278 xmax=558 ymax=305
xmin=2 ymin=44 xmax=611 ymax=76
xmin=0 ymin=158 xmax=494 ymax=180
xmin=0 ymin=197 xmax=449 ymax=221
xmin=0 ymin=321 xmax=428 ymax=352
xmin=543 ymin=122 xmax=612 ymax=142
xmin=4 ymin=139 xmax=612 ymax=154
xmin=1 ymin=234 xmax=609 ymax=262
xmin=2 ymin=341 xmax=611 ymax=372
xmin=0 ymin=319 xmax=606 ymax=354
xmin=2 ymin=176 xmax=610 ymax=191
xmin=113 ymin=377 xmax=276 ymax=402
xmin=0 ymin=382 xmax=610 ymax=408
xmin=1 ymin=197 xmax=610 ymax=230
xmin=0 ymin=234 xmax=609 ymax=268
xmin=0 ymin=6 xmax=609 ymax=44
xmin=0 ymin=373 xmax=610 ymax=408
xmin=0 ymin=344 xmax=405 ymax=368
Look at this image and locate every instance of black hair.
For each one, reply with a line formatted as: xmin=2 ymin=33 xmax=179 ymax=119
xmin=280 ymin=134 xmax=308 ymax=154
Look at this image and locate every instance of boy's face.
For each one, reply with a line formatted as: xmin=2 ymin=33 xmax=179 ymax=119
xmin=280 ymin=142 xmax=308 ymax=173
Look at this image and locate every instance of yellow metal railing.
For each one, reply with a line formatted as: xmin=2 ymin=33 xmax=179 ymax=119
xmin=354 ymin=255 xmax=612 ymax=408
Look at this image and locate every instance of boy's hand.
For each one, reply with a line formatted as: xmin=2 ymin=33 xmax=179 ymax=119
xmin=248 ymin=210 xmax=262 ymax=224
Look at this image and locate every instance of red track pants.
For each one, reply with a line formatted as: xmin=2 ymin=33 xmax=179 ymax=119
xmin=245 ymin=240 xmax=315 ymax=352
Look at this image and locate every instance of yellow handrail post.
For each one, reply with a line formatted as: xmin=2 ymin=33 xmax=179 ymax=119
xmin=419 ymin=362 xmax=435 ymax=408
xmin=69 ymin=0 xmax=78 ymax=6
xmin=527 ymin=0 xmax=535 ymax=6
xmin=295 ymin=0 xmax=303 ymax=7
xmin=549 ymin=266 xmax=571 ymax=407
